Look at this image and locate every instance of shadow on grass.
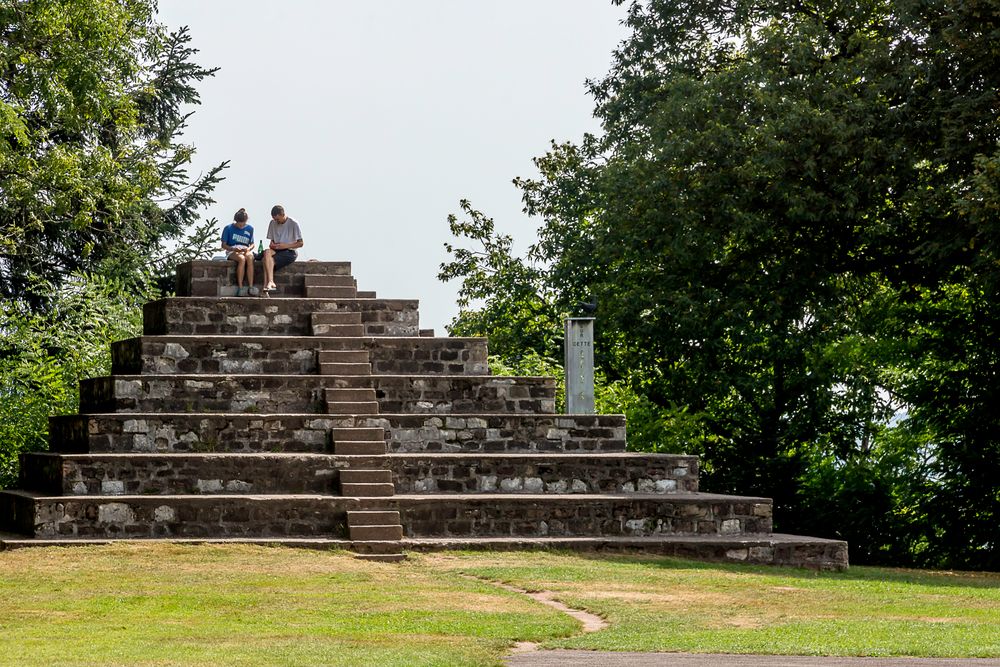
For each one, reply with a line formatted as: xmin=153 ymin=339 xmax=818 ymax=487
xmin=442 ymin=548 xmax=1000 ymax=591
xmin=564 ymin=550 xmax=1000 ymax=590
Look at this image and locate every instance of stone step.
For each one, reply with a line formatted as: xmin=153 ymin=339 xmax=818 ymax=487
xmin=347 ymin=510 xmax=401 ymax=526
xmin=360 ymin=338 xmax=487 ymax=376
xmin=349 ymin=540 xmax=405 ymax=555
xmin=133 ymin=310 xmax=485 ymax=373
xmin=0 ymin=533 xmax=410 ymax=561
xmin=48 ymin=413 xmax=621 ymax=455
xmin=0 ymin=489 xmax=763 ymax=539
xmin=22 ymin=445 xmax=695 ymax=497
xmin=392 ymin=493 xmax=773 ymax=538
xmin=20 ymin=450 xmax=694 ymax=498
xmin=344 ymin=414 xmax=628 ymax=454
xmin=382 ymin=452 xmax=697 ymax=494
xmin=340 ymin=482 xmax=395 ymax=497
xmin=311 ymin=311 xmax=364 ymax=325
xmin=80 ymin=375 xmax=340 ymax=414
xmin=356 ymin=291 xmax=377 ymax=299
xmin=318 ymin=350 xmax=369 ymax=363
xmin=0 ymin=533 xmax=845 ymax=570
xmin=0 ymin=490 xmax=398 ymax=539
xmin=332 ymin=427 xmax=386 ymax=442
xmin=78 ymin=374 xmax=474 ymax=413
xmin=176 ymin=260 xmax=352 ymax=298
xmin=419 ymin=329 xmax=435 ymax=337
xmin=304 ymin=275 xmax=357 ymax=288
xmin=319 ymin=376 xmax=556 ymax=414
xmin=340 ymin=470 xmax=392 ymax=484
xmin=17 ymin=453 xmax=351 ymax=496
xmin=112 ymin=336 xmax=485 ymax=376
xmin=306 ymin=286 xmax=358 ymax=299
xmin=400 ymin=535 xmax=847 ymax=570
xmin=113 ymin=336 xmax=328 ymax=375
xmin=319 ymin=362 xmax=371 ymax=375
xmin=349 ymin=524 xmax=403 ymax=541
xmin=144 ymin=297 xmax=420 ymax=337
xmin=327 ymin=401 xmax=380 ymax=415
xmin=48 ymin=413 xmax=349 ymax=455
xmin=80 ymin=375 xmax=540 ymax=415
xmin=311 ymin=323 xmax=364 ymax=337
xmin=326 ymin=388 xmax=377 ymax=402
xmin=333 ymin=441 xmax=388 ymax=455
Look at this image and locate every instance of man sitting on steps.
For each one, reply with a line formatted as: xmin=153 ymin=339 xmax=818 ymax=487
xmin=261 ymin=204 xmax=304 ymax=292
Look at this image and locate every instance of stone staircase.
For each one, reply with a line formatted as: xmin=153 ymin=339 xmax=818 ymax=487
xmin=0 ymin=260 xmax=848 ymax=569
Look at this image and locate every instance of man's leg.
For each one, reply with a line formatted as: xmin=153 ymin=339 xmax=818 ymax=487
xmin=263 ymin=249 xmax=276 ymax=289
xmin=273 ymin=249 xmax=298 ymax=273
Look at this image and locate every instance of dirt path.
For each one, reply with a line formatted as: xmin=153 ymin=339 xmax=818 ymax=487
xmin=471 ymin=577 xmax=608 ymax=654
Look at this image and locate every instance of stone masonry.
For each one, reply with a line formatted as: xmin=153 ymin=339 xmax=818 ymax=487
xmin=0 ymin=260 xmax=848 ymax=569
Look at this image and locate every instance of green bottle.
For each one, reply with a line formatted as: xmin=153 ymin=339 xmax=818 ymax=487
xmin=257 ymin=240 xmax=264 ymax=255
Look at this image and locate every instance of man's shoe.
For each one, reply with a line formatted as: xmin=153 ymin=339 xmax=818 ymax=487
xmin=248 ymin=286 xmax=260 ymax=297
xmin=234 ymin=286 xmax=245 ymax=297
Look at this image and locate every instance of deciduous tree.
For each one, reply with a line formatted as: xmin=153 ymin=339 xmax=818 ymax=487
xmin=442 ymin=0 xmax=1000 ymax=568
xmin=0 ymin=0 xmax=225 ymax=306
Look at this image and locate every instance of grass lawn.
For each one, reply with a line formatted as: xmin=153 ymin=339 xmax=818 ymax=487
xmin=0 ymin=544 xmax=576 ymax=667
xmin=1 ymin=545 xmax=998 ymax=666
xmin=430 ymin=551 xmax=1000 ymax=658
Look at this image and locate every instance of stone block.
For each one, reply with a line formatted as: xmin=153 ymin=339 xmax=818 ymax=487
xmin=174 ymin=260 xmax=352 ymax=298
xmin=395 ymin=495 xmax=768 ymax=538
xmin=144 ymin=298 xmax=420 ymax=337
xmin=380 ymin=414 xmax=632 ymax=455
xmin=81 ymin=375 xmax=338 ymax=414
xmin=4 ymin=493 xmax=363 ymax=538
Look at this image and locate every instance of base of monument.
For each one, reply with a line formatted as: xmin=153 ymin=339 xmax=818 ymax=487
xmin=0 ymin=532 xmax=846 ymax=570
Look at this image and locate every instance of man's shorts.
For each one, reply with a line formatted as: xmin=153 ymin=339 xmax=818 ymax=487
xmin=273 ymin=249 xmax=297 ymax=270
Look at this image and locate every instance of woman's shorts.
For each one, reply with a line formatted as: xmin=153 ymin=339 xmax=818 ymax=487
xmin=272 ymin=249 xmax=297 ymax=270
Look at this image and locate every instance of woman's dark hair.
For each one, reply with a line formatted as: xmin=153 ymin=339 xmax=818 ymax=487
xmin=271 ymin=204 xmax=285 ymax=217
xmin=234 ymin=208 xmax=248 ymax=223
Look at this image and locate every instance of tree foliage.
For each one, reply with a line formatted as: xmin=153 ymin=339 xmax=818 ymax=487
xmin=441 ymin=0 xmax=1000 ymax=568
xmin=0 ymin=273 xmax=152 ymax=488
xmin=0 ymin=0 xmax=226 ymax=306
xmin=0 ymin=1 xmax=223 ymax=487
xmin=440 ymin=200 xmax=563 ymax=362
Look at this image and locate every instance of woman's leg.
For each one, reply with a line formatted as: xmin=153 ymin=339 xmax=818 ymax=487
xmin=244 ymin=250 xmax=255 ymax=286
xmin=231 ymin=253 xmax=246 ymax=287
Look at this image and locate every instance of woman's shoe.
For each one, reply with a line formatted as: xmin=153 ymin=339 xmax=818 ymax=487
xmin=248 ymin=286 xmax=260 ymax=297
xmin=234 ymin=286 xmax=246 ymax=297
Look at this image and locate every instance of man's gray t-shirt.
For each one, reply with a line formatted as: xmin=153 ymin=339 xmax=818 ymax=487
xmin=267 ymin=217 xmax=303 ymax=245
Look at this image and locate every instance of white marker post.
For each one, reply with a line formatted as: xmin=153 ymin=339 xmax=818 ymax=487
xmin=565 ymin=317 xmax=595 ymax=414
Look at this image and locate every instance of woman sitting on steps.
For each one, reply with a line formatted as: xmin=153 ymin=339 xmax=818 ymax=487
xmin=221 ymin=208 xmax=259 ymax=297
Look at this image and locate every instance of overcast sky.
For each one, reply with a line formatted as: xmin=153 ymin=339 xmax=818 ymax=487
xmin=157 ymin=1 xmax=628 ymax=332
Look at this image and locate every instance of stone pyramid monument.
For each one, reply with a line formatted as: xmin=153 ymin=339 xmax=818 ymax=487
xmin=0 ymin=261 xmax=848 ymax=568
